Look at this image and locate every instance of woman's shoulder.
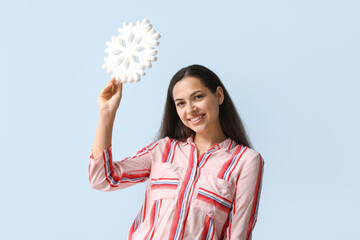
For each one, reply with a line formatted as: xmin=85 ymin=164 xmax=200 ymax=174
xmin=241 ymin=145 xmax=265 ymax=165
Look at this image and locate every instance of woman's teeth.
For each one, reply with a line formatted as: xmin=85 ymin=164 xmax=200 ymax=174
xmin=189 ymin=115 xmax=204 ymax=122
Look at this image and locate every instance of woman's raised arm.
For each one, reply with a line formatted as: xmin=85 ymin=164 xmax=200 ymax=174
xmin=92 ymin=76 xmax=123 ymax=159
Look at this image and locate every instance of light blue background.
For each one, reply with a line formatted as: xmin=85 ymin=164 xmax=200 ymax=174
xmin=1 ymin=0 xmax=359 ymax=239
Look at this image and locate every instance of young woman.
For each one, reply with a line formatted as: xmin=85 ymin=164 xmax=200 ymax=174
xmin=89 ymin=64 xmax=264 ymax=240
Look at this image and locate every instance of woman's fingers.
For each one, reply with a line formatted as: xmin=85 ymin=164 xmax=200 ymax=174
xmin=101 ymin=78 xmax=117 ymax=95
xmin=97 ymin=77 xmax=123 ymax=112
xmin=116 ymin=79 xmax=123 ymax=94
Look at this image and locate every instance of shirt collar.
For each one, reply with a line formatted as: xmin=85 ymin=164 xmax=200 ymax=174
xmin=183 ymin=134 xmax=233 ymax=150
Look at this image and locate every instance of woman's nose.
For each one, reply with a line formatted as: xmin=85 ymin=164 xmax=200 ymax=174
xmin=186 ymin=102 xmax=197 ymax=113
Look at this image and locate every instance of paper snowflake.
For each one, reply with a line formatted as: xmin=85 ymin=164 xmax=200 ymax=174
xmin=102 ymin=19 xmax=161 ymax=83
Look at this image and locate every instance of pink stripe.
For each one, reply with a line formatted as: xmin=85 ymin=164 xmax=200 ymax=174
xmin=170 ymin=141 xmax=179 ymax=163
xmin=151 ymin=178 xmax=179 ymax=181
xmin=88 ymin=164 xmax=91 ymax=185
xmin=129 ymin=169 xmax=151 ymax=173
xmin=233 ymin=190 xmax=237 ymax=214
xmin=144 ymin=202 xmax=156 ymax=239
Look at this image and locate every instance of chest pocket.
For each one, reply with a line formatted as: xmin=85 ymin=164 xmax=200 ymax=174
xmin=193 ymin=173 xmax=236 ymax=224
xmin=149 ymin=162 xmax=184 ymax=200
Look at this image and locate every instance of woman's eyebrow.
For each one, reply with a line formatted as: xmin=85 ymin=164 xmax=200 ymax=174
xmin=174 ymin=90 xmax=204 ymax=102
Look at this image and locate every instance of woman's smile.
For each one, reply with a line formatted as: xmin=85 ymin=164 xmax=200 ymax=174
xmin=188 ymin=114 xmax=205 ymax=123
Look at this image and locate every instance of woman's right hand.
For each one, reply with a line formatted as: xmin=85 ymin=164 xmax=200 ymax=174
xmin=97 ymin=76 xmax=123 ymax=114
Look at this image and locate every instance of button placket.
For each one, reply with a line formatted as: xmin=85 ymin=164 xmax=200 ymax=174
xmin=176 ymin=146 xmax=199 ymax=237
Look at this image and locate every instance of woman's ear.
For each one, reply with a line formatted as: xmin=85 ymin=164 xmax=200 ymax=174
xmin=216 ymin=86 xmax=224 ymax=105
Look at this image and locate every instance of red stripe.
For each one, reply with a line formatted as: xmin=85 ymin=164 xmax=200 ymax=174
xmin=128 ymin=147 xmax=147 ymax=160
xmin=217 ymin=145 xmax=242 ymax=179
xmin=148 ymin=142 xmax=159 ymax=150
xmin=128 ymin=216 xmax=137 ymax=240
xmin=233 ymin=190 xmax=237 ymax=214
xmin=229 ymin=213 xmax=232 ymax=240
xmin=150 ymin=184 xmax=178 ymax=190
xmin=128 ymin=193 xmax=148 ymax=239
xmin=245 ymin=155 xmax=264 ymax=240
xmin=200 ymin=215 xmax=211 ymax=240
xmin=144 ymin=201 xmax=157 ymax=239
xmin=169 ymin=145 xmax=195 ymax=239
xmin=197 ymin=194 xmax=230 ymax=212
xmin=130 ymin=151 xmax=150 ymax=159
xmin=122 ymin=142 xmax=158 ymax=162
xmin=161 ymin=138 xmax=172 ymax=163
xmin=226 ymin=146 xmax=247 ymax=181
xmin=112 ymin=172 xmax=148 ymax=183
xmin=220 ymin=214 xmax=230 ymax=239
xmin=198 ymin=187 xmax=232 ymax=204
xmin=111 ymin=179 xmax=145 ymax=184
xmin=227 ymin=140 xmax=233 ymax=150
xmin=143 ymin=190 xmax=147 ymax=221
xmin=210 ymin=221 xmax=215 ymax=239
xmin=136 ymin=142 xmax=158 ymax=155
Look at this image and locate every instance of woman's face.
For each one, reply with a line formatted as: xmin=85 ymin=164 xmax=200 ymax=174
xmin=172 ymin=76 xmax=224 ymax=135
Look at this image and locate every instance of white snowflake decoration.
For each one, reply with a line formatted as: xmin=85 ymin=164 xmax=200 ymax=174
xmin=102 ymin=19 xmax=161 ymax=83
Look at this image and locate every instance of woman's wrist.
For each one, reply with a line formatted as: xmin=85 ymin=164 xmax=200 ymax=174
xmin=99 ymin=109 xmax=116 ymax=122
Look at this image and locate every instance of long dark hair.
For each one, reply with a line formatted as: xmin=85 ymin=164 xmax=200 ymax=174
xmin=157 ymin=64 xmax=253 ymax=148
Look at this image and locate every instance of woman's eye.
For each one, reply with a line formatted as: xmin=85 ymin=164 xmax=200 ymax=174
xmin=177 ymin=102 xmax=184 ymax=107
xmin=195 ymin=95 xmax=203 ymax=100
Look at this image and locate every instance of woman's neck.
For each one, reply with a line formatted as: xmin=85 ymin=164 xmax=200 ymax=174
xmin=193 ymin=128 xmax=227 ymax=150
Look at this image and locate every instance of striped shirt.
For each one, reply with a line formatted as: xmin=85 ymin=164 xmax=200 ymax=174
xmin=88 ymin=135 xmax=264 ymax=240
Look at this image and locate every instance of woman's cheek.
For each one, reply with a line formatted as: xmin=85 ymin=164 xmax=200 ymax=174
xmin=178 ymin=109 xmax=186 ymax=124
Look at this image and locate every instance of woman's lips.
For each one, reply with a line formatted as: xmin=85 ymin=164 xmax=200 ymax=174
xmin=188 ymin=114 xmax=205 ymax=123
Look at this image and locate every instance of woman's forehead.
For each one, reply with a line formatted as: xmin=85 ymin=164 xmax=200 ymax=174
xmin=172 ymin=76 xmax=207 ymax=98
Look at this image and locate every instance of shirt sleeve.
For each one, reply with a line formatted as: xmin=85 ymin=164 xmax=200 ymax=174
xmin=224 ymin=151 xmax=265 ymax=240
xmin=88 ymin=141 xmax=159 ymax=192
